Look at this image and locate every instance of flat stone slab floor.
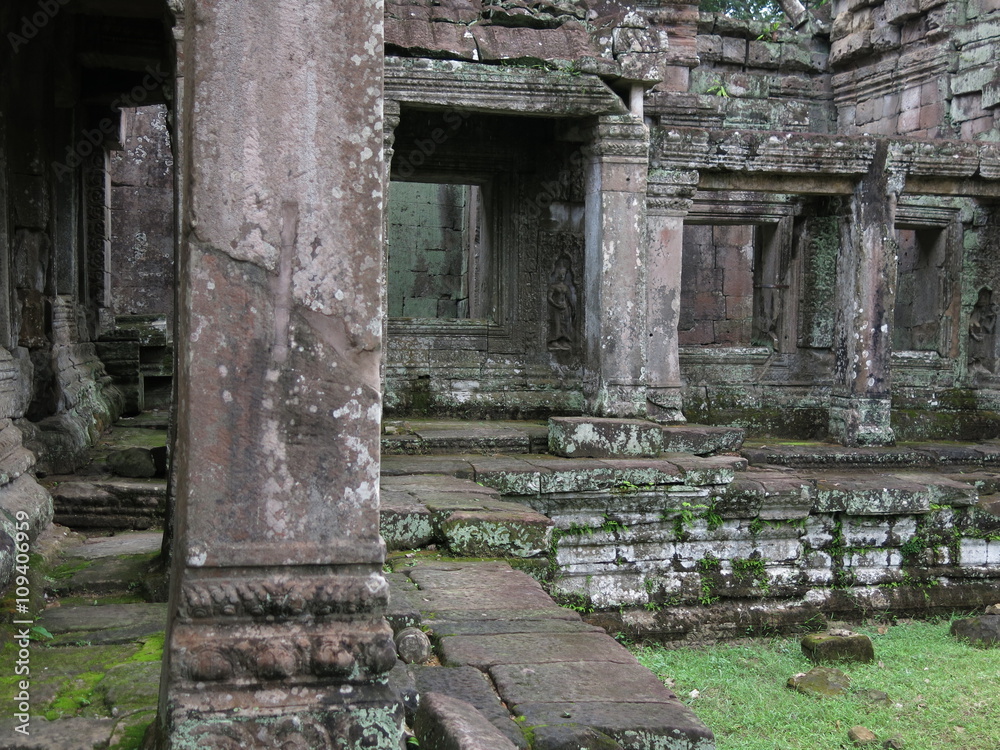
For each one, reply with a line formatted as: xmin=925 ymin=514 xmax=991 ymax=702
xmin=394 ymin=557 xmax=715 ymax=750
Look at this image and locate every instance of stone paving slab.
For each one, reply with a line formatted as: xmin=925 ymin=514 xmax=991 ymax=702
xmin=0 ymin=716 xmax=115 ymax=750
xmin=64 ymin=532 xmax=163 ymax=559
xmin=409 ymin=584 xmax=562 ymax=613
xmin=515 ymin=701 xmax=715 ymax=750
xmin=46 ymin=553 xmax=158 ymax=597
xmin=382 ymin=419 xmax=549 ymax=456
xmin=415 ymin=692 xmax=521 ymax=750
xmin=490 ymin=661 xmax=681 ymax=706
xmin=381 ymin=470 xmax=486 ymax=492
xmin=405 ymin=561 xmax=539 ymax=588
xmin=381 ymin=456 xmax=478 ymax=477
xmin=39 ymin=603 xmax=167 ymax=637
xmin=427 ymin=618 xmax=606 ymax=638
xmin=410 ymin=665 xmax=528 ymax=748
xmin=439 ymin=632 xmax=638 ymax=669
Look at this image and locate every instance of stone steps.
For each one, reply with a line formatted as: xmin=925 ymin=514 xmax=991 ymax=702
xmin=382 ymin=419 xmax=550 ymax=455
xmin=741 ymin=440 xmax=1000 ymax=469
xmin=389 ymin=558 xmax=714 ymax=750
xmin=382 ymin=417 xmax=746 ymax=458
xmin=45 ymin=476 xmax=167 ymax=530
xmin=381 ymin=474 xmax=554 ymax=556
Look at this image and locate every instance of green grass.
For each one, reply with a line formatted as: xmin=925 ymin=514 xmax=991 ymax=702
xmin=632 ymin=619 xmax=1000 ymax=750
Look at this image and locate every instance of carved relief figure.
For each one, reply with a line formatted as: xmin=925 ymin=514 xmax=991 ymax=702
xmin=547 ymin=255 xmax=577 ymax=352
xmin=968 ymin=287 xmax=999 ymax=374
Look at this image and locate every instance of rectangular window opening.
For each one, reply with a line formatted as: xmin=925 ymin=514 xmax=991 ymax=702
xmin=894 ymin=227 xmax=947 ymax=352
xmin=387 ymin=181 xmax=487 ymax=321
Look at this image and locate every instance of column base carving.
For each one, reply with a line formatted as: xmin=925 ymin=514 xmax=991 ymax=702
xmin=148 ymin=684 xmax=403 ymax=750
xmin=828 ymin=395 xmax=895 ymax=447
xmin=588 ymin=382 xmax=647 ymax=418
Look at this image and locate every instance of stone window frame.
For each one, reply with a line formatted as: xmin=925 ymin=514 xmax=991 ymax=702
xmin=891 ymin=203 xmax=963 ymax=363
xmin=385 ymin=166 xmax=515 ymax=346
xmin=679 ymin=192 xmax=802 ymax=356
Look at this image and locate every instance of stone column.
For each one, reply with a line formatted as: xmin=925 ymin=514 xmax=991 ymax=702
xmin=828 ymin=142 xmax=901 ymax=446
xmin=583 ymin=114 xmax=649 ymax=417
xmin=151 ymin=1 xmax=401 ymax=747
xmin=646 ymin=169 xmax=697 ymax=424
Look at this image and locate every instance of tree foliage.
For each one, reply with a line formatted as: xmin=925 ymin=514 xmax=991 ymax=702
xmin=699 ymin=0 xmax=784 ymax=22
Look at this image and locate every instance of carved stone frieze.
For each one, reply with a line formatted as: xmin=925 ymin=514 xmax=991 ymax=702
xmin=178 ymin=572 xmax=389 ymax=621
xmin=646 ymin=169 xmax=698 ymax=214
xmin=585 ymin=115 xmax=649 ymax=160
xmin=171 ymin=621 xmax=397 ymax=684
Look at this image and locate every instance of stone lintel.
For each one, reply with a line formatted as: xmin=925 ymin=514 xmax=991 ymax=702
xmin=653 ymin=127 xmax=1000 ymax=197
xmin=385 ymin=57 xmax=627 ymax=118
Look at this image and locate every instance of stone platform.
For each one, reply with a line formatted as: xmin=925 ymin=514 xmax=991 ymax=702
xmin=379 ymin=421 xmax=1000 ymax=647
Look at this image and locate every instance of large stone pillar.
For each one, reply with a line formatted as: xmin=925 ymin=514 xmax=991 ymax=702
xmin=151 ymin=1 xmax=401 ymax=747
xmin=828 ymin=142 xmax=901 ymax=446
xmin=583 ymin=114 xmax=649 ymax=417
xmin=646 ymin=169 xmax=697 ymax=423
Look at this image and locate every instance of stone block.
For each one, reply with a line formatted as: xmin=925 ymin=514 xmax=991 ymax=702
xmin=787 ymin=666 xmax=850 ymax=696
xmin=548 ymin=417 xmax=663 ymax=459
xmin=379 ymin=493 xmax=435 ymax=551
xmin=949 ymin=615 xmax=1000 ymax=647
xmin=801 ymin=632 xmax=875 ymax=663
xmin=440 ymin=632 xmax=637 ymax=670
xmin=959 ymin=538 xmax=989 ymax=565
xmin=901 ymin=84 xmax=921 ymax=111
xmin=440 ymin=508 xmax=553 ymax=558
xmin=696 ymin=34 xmax=722 ymax=61
xmin=107 ymin=447 xmax=158 ymax=478
xmin=830 ymin=31 xmax=873 ymax=65
xmin=721 ymin=37 xmax=746 ymax=65
xmin=747 ymin=40 xmax=781 ymax=69
xmin=530 ymin=724 xmax=622 ymax=750
xmin=411 ymin=666 xmax=529 ymax=748
xmin=883 ymin=0 xmax=920 ymax=23
xmin=919 ymin=102 xmax=943 ymax=130
xmin=661 ymin=424 xmax=745 ymax=456
xmin=516 ymin=701 xmax=713 ymax=750
xmin=415 ymin=692 xmax=520 ymax=750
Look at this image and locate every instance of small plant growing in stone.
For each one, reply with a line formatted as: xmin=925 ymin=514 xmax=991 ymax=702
xmin=601 ymin=515 xmax=628 ymax=534
xmin=706 ymin=78 xmax=729 ymax=97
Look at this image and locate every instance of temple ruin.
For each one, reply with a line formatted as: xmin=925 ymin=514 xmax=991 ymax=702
xmin=2 ymin=0 xmax=1000 ymax=748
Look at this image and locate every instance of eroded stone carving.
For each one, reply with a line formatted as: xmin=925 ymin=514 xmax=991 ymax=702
xmin=547 ymin=255 xmax=578 ymax=352
xmin=969 ymin=287 xmax=999 ymax=375
xmin=178 ymin=574 xmax=389 ymax=621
